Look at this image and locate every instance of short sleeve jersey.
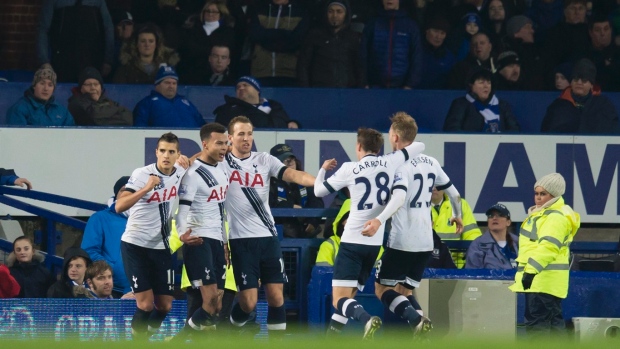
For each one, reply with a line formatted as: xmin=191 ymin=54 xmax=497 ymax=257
xmin=121 ymin=164 xmax=186 ymax=250
xmin=178 ymin=159 xmax=229 ymax=240
xmin=322 ymin=150 xmax=411 ymax=246
xmin=223 ymin=152 xmax=286 ymax=239
xmin=388 ymin=153 xmax=452 ymax=252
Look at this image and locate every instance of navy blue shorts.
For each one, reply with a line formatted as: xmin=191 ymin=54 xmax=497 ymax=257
xmin=229 ymin=237 xmax=286 ymax=291
xmin=376 ymin=248 xmax=432 ymax=289
xmin=120 ymin=241 xmax=174 ymax=295
xmin=183 ymin=237 xmax=226 ymax=289
xmin=332 ymin=242 xmax=381 ymax=291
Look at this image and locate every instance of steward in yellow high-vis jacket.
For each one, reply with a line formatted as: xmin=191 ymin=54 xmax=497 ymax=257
xmin=509 ymin=173 xmax=580 ymax=336
xmin=431 ymin=188 xmax=481 ymax=268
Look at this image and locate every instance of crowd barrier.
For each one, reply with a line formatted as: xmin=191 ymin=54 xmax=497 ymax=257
xmin=0 ymin=298 xmax=269 ymax=340
xmin=2 ymin=82 xmax=620 ymax=133
xmin=307 ymin=266 xmax=620 ymax=333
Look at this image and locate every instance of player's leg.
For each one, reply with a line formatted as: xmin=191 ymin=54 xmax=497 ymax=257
xmin=330 ymin=243 xmax=382 ymax=339
xmin=229 ymin=238 xmax=260 ymax=327
xmin=147 ymin=247 xmax=176 ymax=335
xmin=184 ymin=239 xmax=220 ymax=330
xmin=121 ymin=242 xmax=156 ymax=338
xmin=375 ymin=248 xmax=423 ymax=328
xmin=260 ymin=237 xmax=288 ymax=338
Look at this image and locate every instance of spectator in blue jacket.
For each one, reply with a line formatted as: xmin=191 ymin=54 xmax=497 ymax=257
xmin=419 ymin=16 xmax=456 ymax=89
xmin=81 ymin=176 xmax=130 ymax=297
xmin=6 ymin=66 xmax=75 ymax=126
xmin=465 ymin=203 xmax=518 ymax=270
xmin=0 ymin=168 xmax=32 ymax=190
xmin=361 ymin=0 xmax=423 ymax=89
xmin=133 ymin=65 xmax=205 ymax=128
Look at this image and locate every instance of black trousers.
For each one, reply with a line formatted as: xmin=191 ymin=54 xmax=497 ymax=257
xmin=524 ymin=292 xmax=567 ymax=338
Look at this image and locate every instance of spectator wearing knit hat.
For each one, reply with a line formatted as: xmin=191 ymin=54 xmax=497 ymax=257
xmin=501 ymin=15 xmax=544 ymax=89
xmin=446 ymin=12 xmax=484 ymax=62
xmin=68 ymin=67 xmax=133 ymax=126
xmin=6 ymin=66 xmax=74 ymax=126
xmin=510 ymin=172 xmax=580 ymax=338
xmin=494 ymin=51 xmax=525 ymax=90
xmin=541 ymin=58 xmax=620 ymax=134
xmin=297 ymin=0 xmax=363 ymax=88
xmin=444 ymin=68 xmax=520 ymax=133
xmin=419 ymin=15 xmax=456 ymax=89
xmin=213 ymin=76 xmax=290 ymax=128
xmin=133 ymin=64 xmax=205 ymax=128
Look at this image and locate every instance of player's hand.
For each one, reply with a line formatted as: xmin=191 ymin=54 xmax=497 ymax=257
xmin=361 ymin=219 xmax=381 ymax=237
xmin=180 ymin=229 xmax=202 ymax=246
xmin=14 ymin=177 xmax=33 ymax=190
xmin=121 ymin=291 xmax=136 ymax=300
xmin=321 ymin=158 xmax=337 ymax=171
xmin=450 ymin=217 xmax=464 ymax=234
xmin=146 ymin=174 xmax=161 ymax=191
xmin=224 ymin=244 xmax=231 ymax=268
xmin=176 ymin=155 xmax=191 ymax=169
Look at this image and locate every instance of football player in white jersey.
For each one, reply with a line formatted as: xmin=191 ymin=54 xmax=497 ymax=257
xmin=362 ymin=112 xmax=463 ymax=337
xmin=174 ymin=123 xmax=230 ymax=333
xmin=116 ymin=132 xmax=188 ymax=339
xmin=223 ymin=116 xmax=316 ymax=337
xmin=314 ymin=126 xmax=425 ymax=339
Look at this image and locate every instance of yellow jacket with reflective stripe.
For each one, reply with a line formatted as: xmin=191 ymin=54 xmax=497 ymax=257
xmin=432 ymin=196 xmax=481 ymax=268
xmin=315 ymin=235 xmax=384 ymax=266
xmin=509 ymin=197 xmax=580 ymax=298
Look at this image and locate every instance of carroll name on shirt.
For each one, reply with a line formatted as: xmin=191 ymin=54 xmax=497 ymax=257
xmin=352 ymin=159 xmax=388 ymax=174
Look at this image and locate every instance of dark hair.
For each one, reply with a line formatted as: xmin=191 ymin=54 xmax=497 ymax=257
xmin=564 ymin=0 xmax=587 ymax=8
xmin=588 ymin=12 xmax=611 ymax=30
xmin=157 ymin=132 xmax=180 ymax=149
xmin=12 ymin=236 xmax=34 ymax=251
xmin=200 ymin=122 xmax=227 ymax=141
xmin=86 ymin=260 xmax=112 ymax=281
xmin=228 ymin=115 xmax=253 ymax=135
xmin=357 ymin=128 xmax=383 ymax=154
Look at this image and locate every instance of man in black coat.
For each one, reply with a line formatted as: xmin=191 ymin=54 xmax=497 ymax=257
xmin=213 ymin=76 xmax=290 ymax=128
xmin=541 ymin=59 xmax=619 ymax=134
xmin=297 ymin=0 xmax=362 ymax=88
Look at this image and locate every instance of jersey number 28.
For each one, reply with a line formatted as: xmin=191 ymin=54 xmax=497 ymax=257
xmin=355 ymin=172 xmax=390 ymax=210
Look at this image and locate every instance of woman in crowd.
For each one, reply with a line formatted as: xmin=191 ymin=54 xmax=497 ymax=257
xmin=443 ymin=68 xmax=520 ymax=132
xmin=510 ymin=173 xmax=580 ymax=336
xmin=112 ymin=23 xmax=180 ymax=84
xmin=176 ymin=0 xmax=236 ymax=84
xmin=7 ymin=236 xmax=54 ymax=298
xmin=465 ymin=203 xmax=518 ymax=270
xmin=6 ymin=66 xmax=74 ymax=126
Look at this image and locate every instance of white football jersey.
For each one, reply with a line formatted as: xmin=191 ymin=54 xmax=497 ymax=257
xmin=121 ymin=164 xmax=187 ymax=250
xmin=322 ymin=149 xmax=413 ymax=246
xmin=223 ymin=152 xmax=286 ymax=239
xmin=388 ymin=153 xmax=452 ymax=252
xmin=177 ymin=159 xmax=228 ymax=241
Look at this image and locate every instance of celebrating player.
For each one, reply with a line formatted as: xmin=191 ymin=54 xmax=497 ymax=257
xmin=314 ymin=126 xmax=425 ymax=339
xmin=174 ymin=123 xmax=230 ymax=334
xmin=362 ymin=112 xmax=463 ymax=337
xmin=224 ymin=116 xmax=316 ymax=337
xmin=116 ymin=132 xmax=188 ymax=339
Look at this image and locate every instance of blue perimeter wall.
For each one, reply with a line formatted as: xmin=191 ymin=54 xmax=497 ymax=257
xmin=2 ymin=83 xmax=620 ymax=132
xmin=307 ymin=267 xmax=620 ymax=328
